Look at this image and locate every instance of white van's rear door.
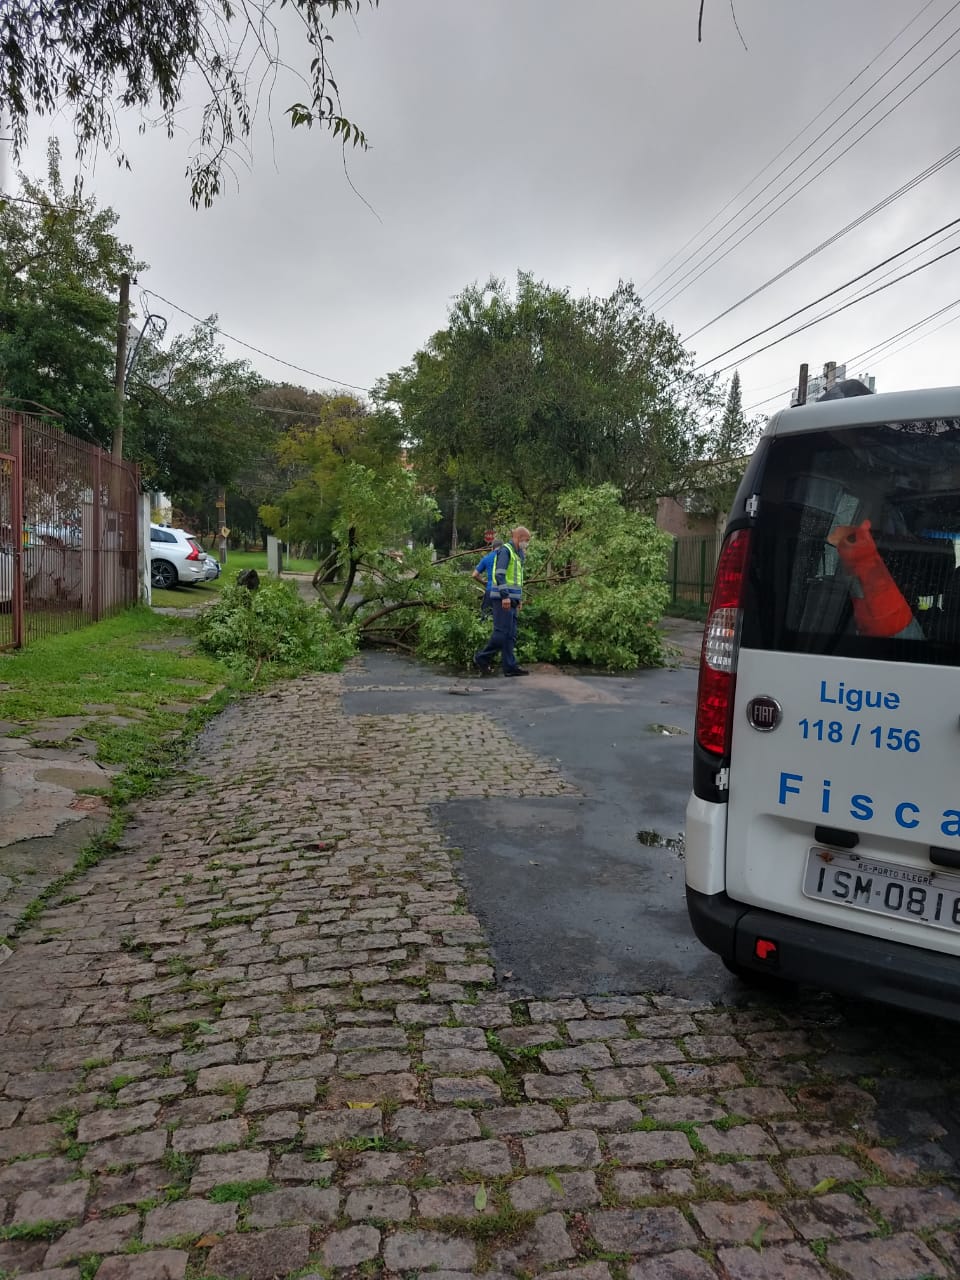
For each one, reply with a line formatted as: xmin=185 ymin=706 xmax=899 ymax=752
xmin=725 ymin=417 xmax=960 ymax=956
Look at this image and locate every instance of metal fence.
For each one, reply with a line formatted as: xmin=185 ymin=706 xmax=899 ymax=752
xmin=667 ymin=533 xmax=722 ymax=605
xmin=0 ymin=408 xmax=141 ymax=649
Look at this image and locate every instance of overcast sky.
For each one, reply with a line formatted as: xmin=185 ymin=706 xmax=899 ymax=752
xmin=17 ymin=0 xmax=960 ymax=418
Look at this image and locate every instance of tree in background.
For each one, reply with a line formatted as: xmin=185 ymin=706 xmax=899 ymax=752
xmin=381 ymin=273 xmax=722 ymax=539
xmin=676 ymin=368 xmax=759 ymax=522
xmin=0 ymin=140 xmax=141 ymax=443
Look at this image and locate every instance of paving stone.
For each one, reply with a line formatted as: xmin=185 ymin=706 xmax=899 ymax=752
xmin=325 ymin=1072 xmax=419 ymax=1105
xmin=607 ymin=1130 xmax=695 ymax=1163
xmin=303 ymin=1107 xmax=383 ymax=1144
xmin=714 ymin=1244 xmax=830 ymax=1279
xmin=396 ymin=1003 xmax=451 ymax=1025
xmin=142 ymin=1198 xmax=238 ymax=1244
xmin=272 ymin=1153 xmax=335 ymax=1182
xmin=391 ymin=1106 xmax=480 ymax=1146
xmin=89 ymin=1166 xmax=174 ymax=1212
xmin=426 ymin=1139 xmax=513 ymax=1178
xmin=344 ymin=1185 xmax=412 ymax=1221
xmin=669 ymin=1062 xmax=746 ymax=1090
xmin=189 ymin=1149 xmax=270 ymax=1194
xmin=609 ymin=1039 xmax=686 ymax=1066
xmin=589 ymin=1066 xmax=668 ymax=1097
xmin=768 ymin=1120 xmax=847 ymax=1152
xmin=247 ymin=1186 xmax=340 ymax=1227
xmin=644 ymin=1095 xmax=725 ymax=1124
xmin=523 ymin=1072 xmax=591 ymax=1100
xmin=94 ymin=1252 xmax=189 ymax=1280
xmin=612 ymin=1169 xmax=696 ymax=1201
xmin=497 ymin=1024 xmax=560 ymax=1049
xmin=699 ymin=1161 xmax=787 ymax=1195
xmin=342 ymin=1152 xmax=414 ymax=1186
xmin=114 ymin=1077 xmax=188 ymax=1106
xmin=206 ymin=1226 xmax=311 ymax=1280
xmin=323 ymin=1225 xmax=381 ymax=1268
xmin=243 ymin=1079 xmax=316 ymax=1111
xmin=44 ymin=1216 xmax=140 ymax=1266
xmin=161 ymin=1095 xmax=234 ymax=1126
xmin=423 ymin=1025 xmax=489 ymax=1049
xmin=587 ymin=1208 xmax=697 ymax=1254
xmin=432 ymin=1075 xmax=502 ymax=1102
xmin=522 ymin=1128 xmax=602 ymax=1168
xmin=82 ymin=1130 xmax=168 ymax=1172
xmin=722 ymin=1086 xmax=796 ymax=1117
xmin=13 ymin=1181 xmax=88 ymax=1224
xmin=0 ymin=1243 xmax=48 ymax=1274
xmin=626 ymin=1251 xmax=716 ymax=1280
xmin=828 ymin=1234 xmax=947 ymax=1280
xmin=415 ymin=1185 xmax=497 ymax=1218
xmin=549 ymin=1268 xmax=612 ymax=1280
xmin=16 ymin=1270 xmax=84 ymax=1280
xmin=383 ymin=1229 xmax=476 ymax=1272
xmin=566 ymin=1100 xmax=642 ymax=1130
xmin=171 ymin=1118 xmax=247 ymax=1152
xmin=195 ymin=1061 xmax=266 ymax=1092
xmin=683 ymin=1034 xmax=746 ymax=1058
xmin=865 ymin=1184 xmax=960 ymax=1230
xmin=492 ymin=1211 xmax=576 ymax=1270
xmin=690 ymin=1199 xmax=793 ymax=1245
xmin=483 ymin=1104 xmax=563 ymax=1135
xmin=0 ymin=1123 xmax=60 ymax=1159
xmin=566 ymin=1018 xmax=629 ymax=1041
xmin=784 ymin=1193 xmax=877 ymax=1240
xmin=76 ymin=1101 xmax=159 ymax=1143
xmin=529 ymin=1000 xmax=588 ymax=1021
xmin=242 ymin=1033 xmax=326 ymax=1059
xmin=697 ymin=1124 xmax=778 ymax=1156
xmin=333 ymin=1026 xmax=408 ymax=1050
xmin=340 ymin=1050 xmax=411 ymax=1074
xmin=509 ymin=1171 xmax=600 ymax=1211
xmin=540 ymin=1043 xmax=613 ymax=1072
xmin=784 ymin=1154 xmax=863 ymax=1190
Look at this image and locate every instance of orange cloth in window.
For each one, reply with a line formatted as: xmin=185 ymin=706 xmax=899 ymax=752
xmin=827 ymin=519 xmax=913 ymax=637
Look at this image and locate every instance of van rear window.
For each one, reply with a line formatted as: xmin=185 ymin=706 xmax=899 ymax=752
xmin=741 ymin=419 xmax=960 ymax=667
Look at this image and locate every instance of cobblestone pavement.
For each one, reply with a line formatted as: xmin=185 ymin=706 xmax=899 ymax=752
xmin=2 ymin=663 xmax=960 ymax=1280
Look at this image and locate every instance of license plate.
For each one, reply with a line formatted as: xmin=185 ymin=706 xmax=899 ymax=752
xmin=802 ymin=847 xmax=960 ymax=933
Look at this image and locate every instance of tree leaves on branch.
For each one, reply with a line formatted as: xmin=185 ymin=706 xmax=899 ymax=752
xmin=1 ymin=0 xmax=379 ymax=206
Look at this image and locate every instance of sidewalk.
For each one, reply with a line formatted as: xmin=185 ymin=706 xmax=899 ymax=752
xmin=1 ymin=662 xmax=959 ymax=1279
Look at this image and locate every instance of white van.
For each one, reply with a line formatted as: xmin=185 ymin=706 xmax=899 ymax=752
xmin=685 ymin=384 xmax=960 ymax=1019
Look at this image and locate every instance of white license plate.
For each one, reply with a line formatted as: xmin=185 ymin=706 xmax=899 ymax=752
xmin=803 ymin=847 xmax=960 ymax=933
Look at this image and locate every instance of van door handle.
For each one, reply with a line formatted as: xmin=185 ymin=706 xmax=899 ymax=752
xmin=930 ymin=846 xmax=960 ymax=870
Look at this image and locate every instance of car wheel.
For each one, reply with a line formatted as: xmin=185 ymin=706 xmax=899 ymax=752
xmin=151 ymin=559 xmax=178 ymax=590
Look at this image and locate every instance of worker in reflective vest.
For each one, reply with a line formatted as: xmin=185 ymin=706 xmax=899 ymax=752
xmin=473 ymin=526 xmax=531 ymax=676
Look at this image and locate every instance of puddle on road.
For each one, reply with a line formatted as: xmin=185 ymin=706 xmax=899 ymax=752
xmin=637 ymin=829 xmax=685 ymax=855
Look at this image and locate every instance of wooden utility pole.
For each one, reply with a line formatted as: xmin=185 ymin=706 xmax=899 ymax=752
xmin=112 ymin=272 xmax=130 ymax=461
xmin=450 ymin=488 xmax=459 ymax=553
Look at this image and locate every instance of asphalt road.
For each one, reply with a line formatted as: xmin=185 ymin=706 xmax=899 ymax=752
xmin=342 ymin=649 xmax=738 ymax=1001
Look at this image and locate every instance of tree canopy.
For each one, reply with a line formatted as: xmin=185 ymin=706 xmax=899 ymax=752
xmin=2 ymin=0 xmax=379 ymax=207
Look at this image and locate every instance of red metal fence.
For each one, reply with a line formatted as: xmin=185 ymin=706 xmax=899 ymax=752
xmin=0 ymin=408 xmax=141 ymax=649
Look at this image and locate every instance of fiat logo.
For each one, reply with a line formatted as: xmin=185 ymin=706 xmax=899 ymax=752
xmin=747 ymin=695 xmax=782 ymax=732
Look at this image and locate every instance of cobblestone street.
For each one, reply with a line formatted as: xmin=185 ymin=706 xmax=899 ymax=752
xmin=2 ymin=661 xmax=960 ymax=1280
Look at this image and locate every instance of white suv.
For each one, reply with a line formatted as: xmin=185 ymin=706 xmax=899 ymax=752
xmin=150 ymin=525 xmax=207 ymax=590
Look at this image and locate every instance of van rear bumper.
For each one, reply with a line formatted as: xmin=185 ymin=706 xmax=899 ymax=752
xmin=687 ymin=886 xmax=960 ymax=1022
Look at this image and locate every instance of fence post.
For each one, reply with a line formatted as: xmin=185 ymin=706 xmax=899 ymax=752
xmin=699 ymin=537 xmax=708 ymax=606
xmin=92 ymin=450 xmax=102 ymax=622
xmin=672 ymin=538 xmax=679 ymax=602
xmin=10 ymin=413 xmax=24 ymax=648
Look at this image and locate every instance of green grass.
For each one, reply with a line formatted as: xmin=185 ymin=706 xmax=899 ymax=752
xmin=151 ymin=582 xmax=222 ymax=608
xmin=208 ymin=548 xmax=320 ymax=575
xmin=662 ymin=599 xmax=708 ymax=622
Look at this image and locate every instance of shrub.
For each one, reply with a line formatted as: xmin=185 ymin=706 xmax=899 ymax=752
xmin=195 ymin=579 xmax=357 ymax=677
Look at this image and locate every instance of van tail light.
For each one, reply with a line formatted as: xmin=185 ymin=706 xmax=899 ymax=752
xmin=695 ymin=529 xmax=751 ymax=757
xmin=187 ymin=540 xmax=202 ymax=561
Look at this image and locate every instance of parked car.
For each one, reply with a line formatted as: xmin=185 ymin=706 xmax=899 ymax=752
xmin=150 ymin=525 xmax=207 ymax=589
xmin=202 ymin=553 xmax=222 ymax=581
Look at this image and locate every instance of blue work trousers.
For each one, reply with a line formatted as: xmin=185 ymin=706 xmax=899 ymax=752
xmin=475 ymin=601 xmax=521 ymax=672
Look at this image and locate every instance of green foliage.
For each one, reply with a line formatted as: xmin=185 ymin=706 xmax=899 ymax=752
xmin=207 ymin=1180 xmax=275 ymax=1202
xmin=416 ymin=601 xmax=489 ymax=667
xmin=0 ymin=140 xmax=141 ymax=445
xmin=195 ymin=579 xmax=357 ymax=676
xmin=3 ymin=0 xmax=380 ymax=208
xmin=526 ymin=486 xmax=672 ymax=669
xmin=381 ymin=273 xmax=722 ymax=534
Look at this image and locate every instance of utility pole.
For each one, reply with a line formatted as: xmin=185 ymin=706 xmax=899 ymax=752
xmin=450 ymin=488 xmax=459 ymax=553
xmin=112 ymin=273 xmax=130 ymax=461
xmin=217 ymin=488 xmax=228 ymax=565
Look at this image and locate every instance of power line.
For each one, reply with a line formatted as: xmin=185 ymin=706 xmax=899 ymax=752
xmin=141 ymin=288 xmax=373 ymax=394
xmin=649 ymin=13 xmax=960 ymax=312
xmin=709 ymin=239 xmax=960 ymax=377
xmin=638 ymin=0 xmax=942 ymax=297
xmin=683 ymin=142 xmax=960 ymax=342
xmin=743 ymin=295 xmax=960 ymax=413
xmin=695 ymin=215 xmax=960 ymax=370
